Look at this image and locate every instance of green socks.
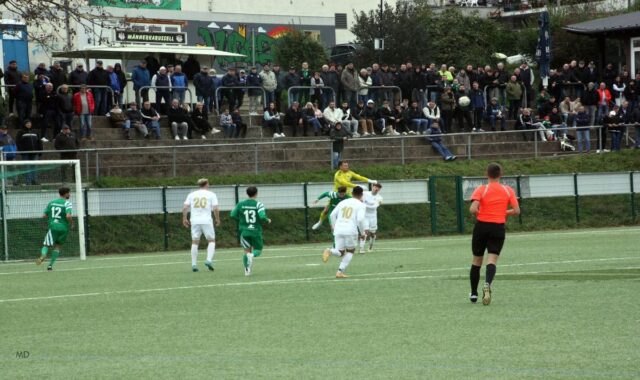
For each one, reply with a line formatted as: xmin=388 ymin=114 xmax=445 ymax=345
xmin=49 ymin=250 xmax=60 ymax=267
xmin=40 ymin=246 xmax=49 ymax=257
xmin=243 ymin=253 xmax=249 ymax=269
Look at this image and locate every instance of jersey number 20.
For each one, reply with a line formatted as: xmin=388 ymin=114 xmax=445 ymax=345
xmin=193 ymin=197 xmax=208 ymax=208
xmin=243 ymin=210 xmax=257 ymax=223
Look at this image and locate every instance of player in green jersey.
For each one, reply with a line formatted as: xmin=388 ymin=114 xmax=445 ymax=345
xmin=36 ymin=187 xmax=74 ymax=271
xmin=311 ymin=186 xmax=350 ymax=230
xmin=230 ymin=186 xmax=271 ymax=276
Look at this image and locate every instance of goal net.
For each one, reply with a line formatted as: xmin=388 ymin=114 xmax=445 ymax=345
xmin=0 ymin=160 xmax=86 ymax=261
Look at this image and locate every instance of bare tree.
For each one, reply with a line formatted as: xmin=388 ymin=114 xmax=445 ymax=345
xmin=0 ymin=0 xmax=111 ymax=50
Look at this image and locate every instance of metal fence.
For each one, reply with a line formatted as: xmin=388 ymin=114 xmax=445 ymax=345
xmin=286 ymin=86 xmax=337 ymax=106
xmin=5 ymin=125 xmax=619 ymax=180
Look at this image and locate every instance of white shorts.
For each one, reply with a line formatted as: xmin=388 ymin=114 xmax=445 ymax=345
xmin=334 ymin=234 xmax=358 ymax=251
xmin=364 ymin=214 xmax=378 ymax=232
xmin=191 ymin=223 xmax=215 ymax=241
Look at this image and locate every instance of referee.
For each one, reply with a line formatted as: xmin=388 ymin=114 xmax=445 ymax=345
xmin=469 ymin=163 xmax=520 ymax=305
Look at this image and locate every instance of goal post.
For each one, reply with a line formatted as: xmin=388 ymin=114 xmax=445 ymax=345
xmin=0 ymin=159 xmax=86 ymax=261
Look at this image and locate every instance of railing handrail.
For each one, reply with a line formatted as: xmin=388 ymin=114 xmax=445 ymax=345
xmin=56 ymin=84 xmax=116 ymax=104
xmin=286 ymin=86 xmax=337 ymax=104
xmin=5 ymin=125 xmax=609 ymax=157
xmin=215 ymin=85 xmax=267 ymax=112
xmin=138 ymin=85 xmax=194 ymax=105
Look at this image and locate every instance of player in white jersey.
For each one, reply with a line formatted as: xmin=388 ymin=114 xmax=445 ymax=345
xmin=182 ymin=178 xmax=220 ymax=272
xmin=322 ymin=186 xmax=367 ymax=278
xmin=359 ymin=183 xmax=383 ymax=253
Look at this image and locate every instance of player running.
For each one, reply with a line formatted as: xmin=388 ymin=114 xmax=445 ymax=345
xmin=469 ymin=163 xmax=520 ymax=305
xmin=359 ymin=183 xmax=383 ymax=253
xmin=311 ymin=186 xmax=351 ymax=230
xmin=322 ymin=186 xmax=367 ymax=278
xmin=36 ymin=187 xmax=74 ymax=271
xmin=230 ymin=186 xmax=271 ymax=276
xmin=312 ymin=160 xmax=377 ymax=230
xmin=182 ymin=178 xmax=220 ymax=272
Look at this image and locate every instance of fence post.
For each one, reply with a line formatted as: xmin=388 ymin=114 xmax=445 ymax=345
xmin=303 ymin=182 xmax=310 ymax=241
xmin=534 ymin=130 xmax=538 ymax=158
xmin=401 ymin=137 xmax=405 ymax=165
xmin=630 ymin=171 xmax=636 ymax=223
xmin=574 ymin=173 xmax=580 ymax=224
xmin=467 ymin=134 xmax=472 ymax=160
xmin=428 ymin=176 xmax=437 ymax=235
xmin=516 ymin=175 xmax=523 ymax=226
xmin=172 ymin=147 xmax=177 ymax=177
xmin=85 ymin=150 xmax=90 ymax=180
xmin=254 ymin=144 xmax=259 ymax=175
xmin=0 ymin=188 xmax=6 ymax=261
xmin=162 ymin=186 xmax=169 ymax=251
xmin=83 ymin=189 xmax=90 ymax=254
xmin=598 ymin=126 xmax=602 ymax=151
xmin=95 ymin=151 xmax=100 ymax=181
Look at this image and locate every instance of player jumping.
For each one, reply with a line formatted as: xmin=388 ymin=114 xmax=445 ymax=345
xmin=36 ymin=187 xmax=74 ymax=271
xmin=312 ymin=160 xmax=377 ymax=230
xmin=469 ymin=163 xmax=520 ymax=305
xmin=359 ymin=183 xmax=383 ymax=253
xmin=182 ymin=178 xmax=221 ymax=272
xmin=230 ymin=186 xmax=271 ymax=276
xmin=322 ymin=186 xmax=367 ymax=278
xmin=311 ymin=186 xmax=350 ymax=230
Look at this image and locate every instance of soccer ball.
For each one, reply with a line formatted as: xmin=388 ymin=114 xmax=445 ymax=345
xmin=458 ymin=96 xmax=470 ymax=107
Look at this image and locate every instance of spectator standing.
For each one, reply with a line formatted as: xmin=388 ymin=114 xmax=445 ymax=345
xmin=596 ymin=82 xmax=612 ymax=125
xmin=49 ymin=61 xmax=67 ymax=91
xmin=54 ymin=124 xmax=79 ymax=175
xmin=259 ymin=64 xmax=277 ymax=107
xmin=455 ymin=86 xmax=473 ymax=132
xmin=0 ymin=91 xmax=6 ymax=126
xmin=4 ymin=60 xmax=21 ymax=112
xmin=574 ymin=105 xmax=591 ymax=153
xmin=310 ymin=71 xmax=325 ymax=107
xmin=341 ymin=62 xmax=358 ymax=111
xmin=68 ymin=63 xmax=88 ymax=92
xmin=273 ymin=64 xmax=285 ymax=112
xmin=113 ymin=63 xmax=127 ymax=106
xmin=0 ymin=124 xmax=17 ymax=162
xmin=612 ymin=76 xmax=626 ymax=107
xmin=603 ymin=63 xmax=617 ymax=90
xmin=506 ymin=75 xmax=523 ymax=120
xmin=284 ymin=66 xmax=301 ymax=106
xmin=397 ymin=64 xmax=412 ymax=106
xmin=194 ymin=66 xmax=214 ymax=112
xmin=57 ymin=84 xmax=74 ymax=132
xmin=623 ymin=80 xmax=637 ymax=112
xmin=87 ymin=60 xmax=110 ymax=115
xmin=469 ymin=82 xmax=485 ymax=132
xmin=106 ymin=65 xmax=121 ymax=110
xmin=171 ymin=65 xmax=188 ymax=104
xmin=140 ymin=101 xmax=162 ymax=139
xmin=167 ymin=99 xmax=190 ymax=140
xmin=440 ymin=87 xmax=456 ymax=133
xmin=357 ymin=68 xmax=372 ymax=104
xmin=299 ymin=62 xmax=312 ymax=106
xmin=632 ymin=102 xmax=640 ymax=149
xmin=330 ymin=121 xmax=351 ymax=169
xmin=151 ymin=66 xmax=171 ymax=114
xmin=321 ymin=64 xmax=340 ymax=109
xmin=604 ymin=109 xmax=623 ymax=152
xmin=581 ymin=82 xmax=598 ymax=126
xmin=247 ymin=66 xmax=263 ymax=115
xmin=220 ymin=67 xmax=239 ymax=111
xmin=131 ymin=60 xmax=150 ymax=106
xmin=235 ymin=69 xmax=247 ymax=109
xmin=16 ymin=119 xmax=42 ymax=184
xmin=39 ymin=83 xmax=59 ymax=142
xmin=72 ymin=85 xmax=95 ymax=141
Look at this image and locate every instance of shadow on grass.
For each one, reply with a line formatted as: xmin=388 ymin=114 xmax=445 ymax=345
xmin=497 ymin=268 xmax=640 ymax=282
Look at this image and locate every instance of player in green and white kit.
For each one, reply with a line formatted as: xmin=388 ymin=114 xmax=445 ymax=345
xmin=230 ymin=186 xmax=271 ymax=276
xmin=311 ymin=186 xmax=351 ymax=230
xmin=36 ymin=187 xmax=74 ymax=271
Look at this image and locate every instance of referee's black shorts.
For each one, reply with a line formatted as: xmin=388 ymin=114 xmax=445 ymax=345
xmin=472 ymin=221 xmax=506 ymax=257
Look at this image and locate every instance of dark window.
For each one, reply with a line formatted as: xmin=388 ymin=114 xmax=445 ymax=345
xmin=335 ymin=13 xmax=347 ymax=29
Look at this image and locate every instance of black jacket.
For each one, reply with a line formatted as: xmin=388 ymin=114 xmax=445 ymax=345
xmin=69 ymin=69 xmax=88 ymax=87
xmin=16 ymin=128 xmax=43 ymax=152
xmin=87 ymin=67 xmax=110 ymax=86
xmin=54 ymin=131 xmax=79 ymax=159
xmin=330 ymin=126 xmax=351 ymax=153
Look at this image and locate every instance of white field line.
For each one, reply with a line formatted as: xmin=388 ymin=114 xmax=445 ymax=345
xmin=1 ymin=257 xmax=638 ymax=304
xmin=2 ymin=226 xmax=638 ymax=267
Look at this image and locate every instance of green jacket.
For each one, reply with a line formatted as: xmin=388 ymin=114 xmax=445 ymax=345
xmin=506 ymin=81 xmax=523 ymax=101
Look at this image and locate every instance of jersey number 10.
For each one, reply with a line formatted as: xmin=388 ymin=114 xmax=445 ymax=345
xmin=341 ymin=207 xmax=353 ymax=219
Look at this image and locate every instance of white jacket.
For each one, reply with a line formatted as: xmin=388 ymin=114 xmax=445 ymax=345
xmin=323 ymin=106 xmax=344 ymax=125
xmin=423 ymin=106 xmax=440 ymax=120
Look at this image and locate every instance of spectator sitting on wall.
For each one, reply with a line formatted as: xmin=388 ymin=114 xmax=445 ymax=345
xmin=140 ymin=101 xmax=162 ymax=140
xmin=486 ymin=97 xmax=506 ymax=132
xmin=303 ymin=102 xmax=322 ymax=137
xmin=191 ymin=102 xmax=216 ymax=139
xmin=124 ymin=102 xmax=149 ymax=140
xmin=232 ymin=108 xmax=247 ymax=138
xmin=219 ymin=107 xmax=236 ymax=139
xmin=264 ymin=101 xmax=284 ymax=138
xmin=167 ymin=99 xmax=190 ymax=140
xmin=425 ymin=123 xmax=456 ymax=161
xmin=358 ymin=99 xmax=377 ymax=136
xmin=106 ymin=103 xmax=128 ymax=136
xmin=516 ymin=108 xmax=552 ymax=142
xmin=377 ymin=99 xmax=398 ymax=135
xmin=339 ymin=101 xmax=358 ymax=137
xmin=285 ymin=101 xmax=305 ymax=137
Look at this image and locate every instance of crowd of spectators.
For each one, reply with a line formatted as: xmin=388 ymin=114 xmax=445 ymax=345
xmin=1 ymin=56 xmax=639 ymax=162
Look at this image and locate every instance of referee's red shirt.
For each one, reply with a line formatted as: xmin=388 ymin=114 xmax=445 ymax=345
xmin=471 ymin=182 xmax=519 ymax=224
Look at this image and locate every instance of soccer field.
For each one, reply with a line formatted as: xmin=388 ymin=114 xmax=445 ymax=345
xmin=2 ymin=227 xmax=639 ymax=379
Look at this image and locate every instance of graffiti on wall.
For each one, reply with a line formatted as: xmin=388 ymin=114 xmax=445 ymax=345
xmin=196 ymin=25 xmax=293 ymax=67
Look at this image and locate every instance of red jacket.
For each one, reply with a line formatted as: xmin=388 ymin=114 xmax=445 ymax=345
xmin=73 ymin=91 xmax=95 ymax=115
xmin=596 ymin=88 xmax=611 ymax=105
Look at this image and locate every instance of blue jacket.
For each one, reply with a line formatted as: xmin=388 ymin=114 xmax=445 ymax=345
xmin=0 ymin=132 xmax=17 ymax=160
xmin=469 ymin=89 xmax=485 ymax=110
xmin=171 ymin=72 xmax=187 ymax=92
xmin=131 ymin=65 xmax=150 ymax=90
xmin=109 ymin=72 xmax=121 ymax=93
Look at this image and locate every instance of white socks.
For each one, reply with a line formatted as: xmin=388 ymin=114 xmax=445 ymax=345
xmin=246 ymin=252 xmax=254 ymax=268
xmin=206 ymin=242 xmax=216 ymax=262
xmin=330 ymin=248 xmax=341 ymax=257
xmin=359 ymin=237 xmax=366 ymax=250
xmin=191 ymin=244 xmax=198 ymax=266
xmin=338 ymin=252 xmax=353 ymax=272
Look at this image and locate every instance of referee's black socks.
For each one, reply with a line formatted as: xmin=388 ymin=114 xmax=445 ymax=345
xmin=470 ymin=265 xmax=481 ymax=295
xmin=486 ymin=264 xmax=496 ymax=285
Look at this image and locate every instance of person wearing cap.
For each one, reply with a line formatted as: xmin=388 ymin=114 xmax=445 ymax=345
xmin=16 ymin=119 xmax=43 ymax=184
xmin=68 ymin=63 xmax=88 ymax=93
xmin=221 ymin=67 xmax=239 ymax=111
xmin=171 ymin=64 xmax=188 ymax=104
xmin=73 ymin=85 xmax=95 ymax=140
xmin=358 ymin=99 xmax=377 ymax=136
xmin=284 ymin=66 xmax=300 ymax=106
xmin=132 ymin=60 xmax=150 ymax=106
xmin=87 ymin=60 xmax=110 ymax=115
xmin=54 ymin=124 xmax=79 ymax=160
xmin=247 ymin=66 xmax=263 ymax=115
xmin=235 ymin=68 xmax=247 ymax=109
xmin=0 ymin=124 xmax=17 ymax=162
xmin=603 ymin=108 xmax=622 ymax=152
xmin=259 ymin=64 xmax=276 ymax=108
xmin=193 ymin=66 xmax=214 ymax=112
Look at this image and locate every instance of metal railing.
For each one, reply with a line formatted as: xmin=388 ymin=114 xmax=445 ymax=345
xmin=138 ymin=85 xmax=194 ymax=106
xmin=3 ymin=125 xmax=617 ymax=181
xmin=56 ymin=84 xmax=116 ymax=105
xmin=215 ymin=86 xmax=267 ymax=113
xmin=359 ymin=85 xmax=402 ymax=103
xmin=286 ymin=86 xmax=336 ymax=106
xmin=483 ymin=84 xmax=527 ymax=113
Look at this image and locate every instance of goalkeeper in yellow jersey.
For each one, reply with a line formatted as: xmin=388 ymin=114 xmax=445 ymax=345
xmin=312 ymin=160 xmax=377 ymax=230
